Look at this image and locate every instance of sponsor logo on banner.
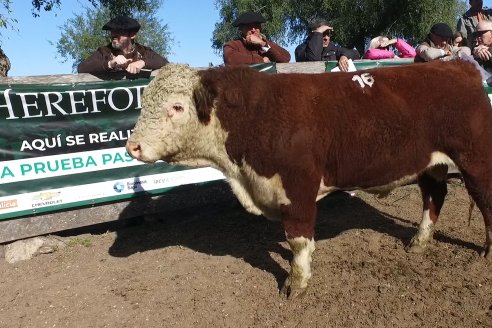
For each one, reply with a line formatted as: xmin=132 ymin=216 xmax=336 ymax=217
xmin=32 ymin=191 xmax=61 ymax=201
xmin=31 ymin=191 xmax=62 ymax=208
xmin=126 ymin=179 xmax=147 ymax=191
xmin=113 ymin=182 xmax=125 ymax=193
xmin=0 ymin=199 xmax=18 ymax=210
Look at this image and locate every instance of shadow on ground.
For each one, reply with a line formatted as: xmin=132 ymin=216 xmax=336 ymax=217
xmin=98 ymin=183 xmax=482 ymax=288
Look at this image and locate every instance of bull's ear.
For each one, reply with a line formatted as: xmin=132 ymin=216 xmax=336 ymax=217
xmin=192 ymin=79 xmax=217 ymax=124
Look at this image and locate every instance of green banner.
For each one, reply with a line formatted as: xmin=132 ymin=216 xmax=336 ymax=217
xmin=249 ymin=63 xmax=277 ymax=74
xmin=325 ymin=58 xmax=415 ymax=72
xmin=0 ymin=78 xmax=224 ymax=220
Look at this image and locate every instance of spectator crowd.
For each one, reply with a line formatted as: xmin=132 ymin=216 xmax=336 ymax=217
xmin=2 ymin=0 xmax=492 ymax=80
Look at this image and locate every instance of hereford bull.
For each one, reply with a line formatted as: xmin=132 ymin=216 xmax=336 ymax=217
xmin=126 ymin=61 xmax=492 ymax=299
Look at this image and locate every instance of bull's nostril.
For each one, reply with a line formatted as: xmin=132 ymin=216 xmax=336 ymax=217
xmin=126 ymin=142 xmax=142 ymax=159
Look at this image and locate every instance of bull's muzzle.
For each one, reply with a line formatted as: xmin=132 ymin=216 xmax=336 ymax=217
xmin=126 ymin=141 xmax=142 ymax=160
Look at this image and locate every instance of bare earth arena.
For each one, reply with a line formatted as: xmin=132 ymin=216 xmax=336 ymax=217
xmin=1 ymin=62 xmax=491 ymax=327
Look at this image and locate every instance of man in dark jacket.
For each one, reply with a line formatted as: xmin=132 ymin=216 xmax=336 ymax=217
xmin=457 ymin=0 xmax=492 ymax=49
xmin=78 ymin=16 xmax=168 ymax=79
xmin=223 ymin=11 xmax=291 ymax=65
xmin=295 ymin=19 xmax=360 ymax=71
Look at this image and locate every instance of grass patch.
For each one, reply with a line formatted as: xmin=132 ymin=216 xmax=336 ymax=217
xmin=67 ymin=237 xmax=93 ymax=247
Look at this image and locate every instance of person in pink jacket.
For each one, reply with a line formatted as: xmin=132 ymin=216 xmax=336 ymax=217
xmin=363 ymin=36 xmax=416 ymax=59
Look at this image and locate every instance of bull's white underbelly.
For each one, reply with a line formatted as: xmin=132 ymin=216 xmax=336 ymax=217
xmin=317 ymin=151 xmax=456 ymax=200
xmin=222 ymin=150 xmax=456 ymax=220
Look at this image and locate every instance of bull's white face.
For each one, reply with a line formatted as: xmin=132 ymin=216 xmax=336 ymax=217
xmin=130 ymin=96 xmax=196 ymax=163
xmin=126 ymin=64 xmax=201 ymax=164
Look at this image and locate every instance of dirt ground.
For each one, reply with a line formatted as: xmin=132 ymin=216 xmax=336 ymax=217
xmin=0 ymin=181 xmax=490 ymax=328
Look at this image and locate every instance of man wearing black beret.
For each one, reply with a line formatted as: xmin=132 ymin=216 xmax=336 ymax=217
xmin=223 ymin=11 xmax=291 ymax=65
xmin=78 ymin=15 xmax=168 ymax=79
xmin=416 ymin=22 xmax=471 ymax=62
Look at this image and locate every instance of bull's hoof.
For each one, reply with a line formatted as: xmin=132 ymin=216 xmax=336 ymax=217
xmin=480 ymin=245 xmax=491 ymax=259
xmin=405 ymin=243 xmax=427 ymax=254
xmin=280 ymin=278 xmax=307 ymax=300
xmin=280 ymin=284 xmax=307 ymax=300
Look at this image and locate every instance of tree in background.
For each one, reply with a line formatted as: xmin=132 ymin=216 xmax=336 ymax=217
xmin=0 ymin=0 xmax=163 ymax=74
xmin=212 ymin=0 xmax=467 ymax=55
xmin=31 ymin=0 xmax=149 ymax=17
xmin=0 ymin=0 xmax=16 ymax=32
xmin=53 ymin=0 xmax=173 ymax=72
xmin=0 ymin=0 xmax=15 ymax=76
xmin=1 ymin=0 xmax=149 ymax=32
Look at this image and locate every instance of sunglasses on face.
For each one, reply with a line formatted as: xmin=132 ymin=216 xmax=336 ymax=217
xmin=473 ymin=30 xmax=492 ymax=38
xmin=323 ymin=30 xmax=331 ymax=37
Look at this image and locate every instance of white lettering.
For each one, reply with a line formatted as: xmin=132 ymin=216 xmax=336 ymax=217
xmin=18 ymin=93 xmax=42 ymax=118
xmin=0 ymin=89 xmax=18 ymax=119
xmin=68 ymin=90 xmax=88 ymax=114
xmin=87 ymin=89 xmax=107 ymax=113
xmin=88 ymin=133 xmax=99 ymax=143
xmin=20 ymin=140 xmax=34 ymax=151
xmin=134 ymin=85 xmax=145 ymax=109
xmin=41 ymin=92 xmax=67 ymax=116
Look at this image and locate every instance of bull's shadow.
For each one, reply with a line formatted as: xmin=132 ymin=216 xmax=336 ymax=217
xmin=108 ymin=182 xmax=482 ymax=289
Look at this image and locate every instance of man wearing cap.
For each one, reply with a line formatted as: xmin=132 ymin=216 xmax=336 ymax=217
xmin=472 ymin=20 xmax=492 ymax=71
xmin=294 ymin=19 xmax=360 ymax=72
xmin=223 ymin=11 xmax=290 ymax=65
xmin=78 ymin=15 xmax=168 ymax=78
xmin=416 ymin=22 xmax=471 ymax=62
xmin=457 ymin=0 xmax=492 ymax=49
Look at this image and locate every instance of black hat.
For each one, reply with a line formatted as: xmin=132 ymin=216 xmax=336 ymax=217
xmin=102 ymin=15 xmax=141 ymax=33
xmin=430 ymin=23 xmax=453 ymax=39
xmin=232 ymin=11 xmax=267 ymax=27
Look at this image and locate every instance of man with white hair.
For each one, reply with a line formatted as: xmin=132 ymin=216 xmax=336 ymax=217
xmin=472 ymin=20 xmax=492 ymax=70
xmin=457 ymin=0 xmax=492 ymax=49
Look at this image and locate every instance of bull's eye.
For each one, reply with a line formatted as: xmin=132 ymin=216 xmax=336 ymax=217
xmin=166 ymin=102 xmax=185 ymax=118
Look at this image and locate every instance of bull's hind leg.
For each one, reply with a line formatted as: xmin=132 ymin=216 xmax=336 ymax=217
xmin=407 ymin=165 xmax=448 ymax=253
xmin=460 ymin=172 xmax=492 ymax=258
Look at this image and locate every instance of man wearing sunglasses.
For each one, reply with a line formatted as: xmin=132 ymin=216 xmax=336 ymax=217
xmin=223 ymin=11 xmax=291 ymax=65
xmin=294 ymin=19 xmax=360 ymax=72
xmin=472 ymin=20 xmax=492 ymax=70
xmin=457 ymin=0 xmax=492 ymax=49
xmin=78 ymin=15 xmax=169 ymax=79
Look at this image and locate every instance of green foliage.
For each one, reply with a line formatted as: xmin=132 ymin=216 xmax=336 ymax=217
xmin=0 ymin=0 xmax=17 ymax=41
xmin=31 ymin=0 xmax=148 ymax=17
xmin=53 ymin=0 xmax=173 ymax=72
xmin=1 ymin=0 xmax=152 ymax=36
xmin=213 ymin=0 xmax=468 ymax=55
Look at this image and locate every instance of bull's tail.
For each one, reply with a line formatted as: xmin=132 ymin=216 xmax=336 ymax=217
xmin=468 ymin=195 xmax=475 ymax=226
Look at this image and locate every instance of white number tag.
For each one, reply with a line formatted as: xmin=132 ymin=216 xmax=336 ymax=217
xmin=352 ymin=73 xmax=375 ymax=88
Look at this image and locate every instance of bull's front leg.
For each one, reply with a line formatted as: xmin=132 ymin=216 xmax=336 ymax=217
xmin=279 ymin=201 xmax=317 ymax=299
xmin=281 ymin=236 xmax=315 ymax=299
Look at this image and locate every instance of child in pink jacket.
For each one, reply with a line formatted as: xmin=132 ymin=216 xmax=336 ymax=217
xmin=363 ymin=36 xmax=416 ymax=59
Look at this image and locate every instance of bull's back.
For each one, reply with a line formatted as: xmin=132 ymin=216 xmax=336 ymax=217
xmin=209 ymin=61 xmax=491 ymax=183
